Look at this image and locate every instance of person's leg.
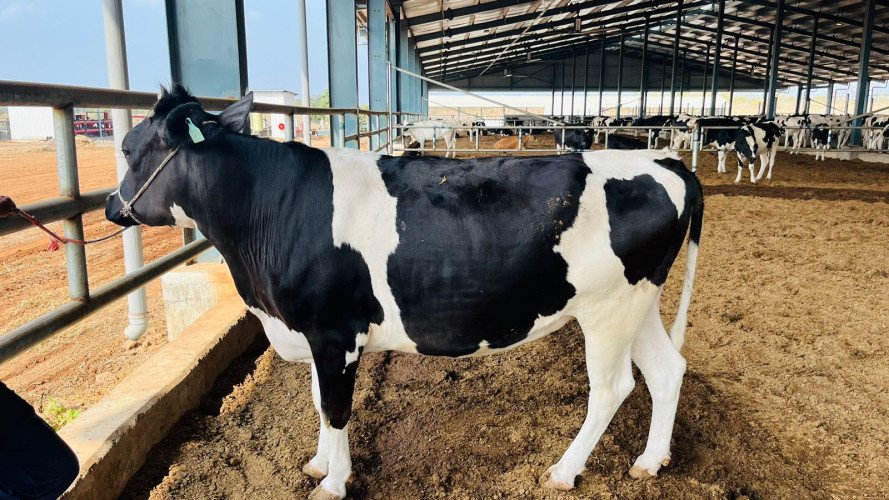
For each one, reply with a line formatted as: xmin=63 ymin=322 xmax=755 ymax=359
xmin=0 ymin=383 xmax=79 ymax=500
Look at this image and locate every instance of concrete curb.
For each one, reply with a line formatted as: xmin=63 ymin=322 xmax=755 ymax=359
xmin=59 ymin=295 xmax=261 ymax=500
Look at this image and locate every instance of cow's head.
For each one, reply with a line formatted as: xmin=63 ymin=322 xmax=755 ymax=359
xmin=105 ymin=85 xmax=253 ymax=227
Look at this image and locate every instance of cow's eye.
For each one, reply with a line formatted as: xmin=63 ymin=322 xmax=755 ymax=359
xmin=122 ymin=149 xmax=131 ymax=159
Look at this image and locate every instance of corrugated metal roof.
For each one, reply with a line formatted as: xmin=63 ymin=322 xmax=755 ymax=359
xmin=393 ymin=0 xmax=889 ymax=86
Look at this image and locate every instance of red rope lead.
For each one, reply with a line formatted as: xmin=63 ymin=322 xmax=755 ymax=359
xmin=0 ymin=195 xmax=125 ymax=248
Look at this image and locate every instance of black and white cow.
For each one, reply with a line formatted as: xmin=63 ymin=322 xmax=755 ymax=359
xmin=669 ymin=114 xmax=696 ymax=150
xmin=779 ymin=115 xmax=809 ymax=153
xmin=632 ymin=115 xmax=675 ymax=148
xmin=554 ymin=128 xmax=594 ymax=152
xmin=811 ymin=124 xmax=830 ymax=161
xmin=106 ymin=86 xmax=704 ymax=500
xmin=606 ymin=134 xmax=648 ymax=150
xmin=863 ymin=114 xmax=889 ymax=150
xmin=694 ymin=117 xmax=744 ymax=173
xmin=734 ymin=121 xmax=782 ymax=183
xmin=593 ymin=117 xmax=633 ymax=144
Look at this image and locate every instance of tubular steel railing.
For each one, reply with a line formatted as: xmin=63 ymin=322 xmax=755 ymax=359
xmin=0 ymin=80 xmax=404 ymax=363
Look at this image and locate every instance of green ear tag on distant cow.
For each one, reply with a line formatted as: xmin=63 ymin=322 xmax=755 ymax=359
xmin=186 ymin=118 xmax=205 ymax=144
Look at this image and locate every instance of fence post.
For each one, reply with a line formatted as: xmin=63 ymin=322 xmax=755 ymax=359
xmin=54 ymin=106 xmax=89 ymax=302
xmin=691 ymin=126 xmax=701 ymax=172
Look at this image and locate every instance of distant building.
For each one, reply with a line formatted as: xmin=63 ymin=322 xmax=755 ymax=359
xmin=250 ymin=90 xmax=300 ymax=140
xmin=7 ymin=107 xmax=115 ymax=140
xmin=8 ymin=107 xmax=54 ymax=140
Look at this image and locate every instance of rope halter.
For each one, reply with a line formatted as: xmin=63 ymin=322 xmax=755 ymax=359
xmin=113 ymin=146 xmax=181 ymax=225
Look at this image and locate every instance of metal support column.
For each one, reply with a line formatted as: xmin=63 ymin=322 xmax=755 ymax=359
xmin=761 ymin=28 xmax=774 ymax=115
xmin=639 ymin=15 xmax=650 ymax=117
xmin=166 ymin=0 xmax=245 ymax=259
xmin=54 ymin=107 xmax=89 ymax=302
xmin=728 ymin=36 xmax=738 ymax=115
xmin=103 ymin=0 xmax=147 ymax=339
xmin=397 ymin=20 xmax=411 ymax=122
xmin=701 ymin=44 xmax=710 ymax=115
xmin=659 ymin=57 xmax=667 ymax=114
xmin=709 ymin=0 xmax=726 ymax=115
xmin=804 ymin=17 xmax=818 ymax=114
xmin=583 ymin=41 xmax=590 ymax=116
xmin=551 ymin=64 xmax=556 ymax=114
xmin=570 ymin=47 xmax=577 ymax=120
xmin=368 ymin=0 xmax=387 ymax=150
xmin=852 ymin=0 xmax=876 ymax=146
xmin=826 ymin=80 xmax=835 ymax=113
xmin=679 ymin=51 xmax=686 ymax=112
xmin=389 ymin=18 xmax=399 ymax=119
xmin=327 ymin=0 xmax=359 ymax=148
xmin=297 ymin=0 xmax=312 ymax=144
xmin=766 ymin=0 xmax=785 ymax=119
xmin=616 ymin=34 xmax=624 ymax=118
xmin=669 ymin=0 xmax=684 ymax=115
xmin=795 ymin=84 xmax=803 ymax=115
xmin=559 ymin=61 xmax=565 ymax=115
xmin=598 ymin=40 xmax=606 ymax=115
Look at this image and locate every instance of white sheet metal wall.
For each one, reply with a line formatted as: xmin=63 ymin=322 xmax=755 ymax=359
xmin=8 ymin=106 xmax=54 ymax=140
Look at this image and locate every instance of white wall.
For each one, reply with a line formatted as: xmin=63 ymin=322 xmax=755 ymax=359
xmin=8 ymin=107 xmax=54 ymax=140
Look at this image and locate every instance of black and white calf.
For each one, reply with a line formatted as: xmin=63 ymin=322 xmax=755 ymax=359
xmin=734 ymin=121 xmax=782 ymax=183
xmin=106 ymin=86 xmax=704 ymax=500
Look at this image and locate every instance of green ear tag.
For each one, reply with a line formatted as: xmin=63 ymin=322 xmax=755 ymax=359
xmin=186 ymin=118 xmax=205 ymax=144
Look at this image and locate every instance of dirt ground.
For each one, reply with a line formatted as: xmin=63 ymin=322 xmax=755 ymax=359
xmin=0 ymin=139 xmax=183 ymax=417
xmin=110 ymin=137 xmax=889 ymax=499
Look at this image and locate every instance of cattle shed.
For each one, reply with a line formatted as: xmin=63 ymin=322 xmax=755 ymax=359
xmin=1 ymin=1 xmax=889 ymax=499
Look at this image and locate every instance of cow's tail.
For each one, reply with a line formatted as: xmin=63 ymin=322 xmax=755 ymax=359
xmin=669 ymin=175 xmax=704 ymax=352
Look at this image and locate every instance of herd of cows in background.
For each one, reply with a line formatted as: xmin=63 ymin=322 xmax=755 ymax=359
xmin=403 ymin=113 xmax=889 ymax=183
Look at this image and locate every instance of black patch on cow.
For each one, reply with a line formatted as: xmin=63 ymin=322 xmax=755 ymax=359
xmin=606 ymin=135 xmax=647 ymax=150
xmin=185 ymin=136 xmax=384 ymax=428
xmin=735 ymin=127 xmax=755 ymax=161
xmin=377 ymin=154 xmax=588 ymax=356
xmin=604 ymin=172 xmax=694 ymax=286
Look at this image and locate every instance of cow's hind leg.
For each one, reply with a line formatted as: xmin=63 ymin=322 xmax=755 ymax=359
xmin=540 ymin=319 xmax=636 ymax=490
xmin=629 ymin=301 xmax=686 ymax=478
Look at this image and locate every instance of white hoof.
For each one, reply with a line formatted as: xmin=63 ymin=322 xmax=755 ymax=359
xmin=630 ymin=455 xmax=670 ymax=479
xmin=539 ymin=465 xmax=574 ymax=491
xmin=303 ymin=461 xmax=327 ymax=480
xmin=308 ymin=484 xmax=343 ymax=500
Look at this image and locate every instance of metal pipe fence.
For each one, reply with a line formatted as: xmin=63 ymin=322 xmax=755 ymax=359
xmin=0 ymin=79 xmax=406 ymax=364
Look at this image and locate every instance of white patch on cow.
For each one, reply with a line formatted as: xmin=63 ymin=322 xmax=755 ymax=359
xmin=248 ymin=307 xmax=313 ymax=362
xmin=464 ymin=149 xmax=685 ymax=359
xmin=323 ymin=148 xmax=419 ymax=354
xmin=169 ymin=203 xmax=196 ymax=228
xmin=344 ymin=332 xmax=368 ymax=372
xmin=580 ymin=149 xmax=688 ymax=217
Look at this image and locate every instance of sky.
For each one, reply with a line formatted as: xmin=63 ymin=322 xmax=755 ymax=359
xmin=0 ymin=0 xmax=368 ymax=102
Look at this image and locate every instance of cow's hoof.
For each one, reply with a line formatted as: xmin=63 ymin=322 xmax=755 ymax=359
xmin=302 ymin=462 xmax=327 ymax=480
xmin=308 ymin=484 xmax=343 ymax=500
xmin=539 ymin=465 xmax=574 ymax=491
xmin=629 ymin=465 xmax=657 ymax=479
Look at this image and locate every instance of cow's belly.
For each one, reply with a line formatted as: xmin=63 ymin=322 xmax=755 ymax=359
xmin=249 ymin=307 xmax=313 ymax=363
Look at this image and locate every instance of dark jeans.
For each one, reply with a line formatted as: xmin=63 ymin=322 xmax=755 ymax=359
xmin=0 ymin=383 xmax=79 ymax=500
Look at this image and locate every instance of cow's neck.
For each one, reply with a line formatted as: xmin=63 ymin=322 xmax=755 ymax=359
xmin=182 ymin=135 xmax=338 ymax=315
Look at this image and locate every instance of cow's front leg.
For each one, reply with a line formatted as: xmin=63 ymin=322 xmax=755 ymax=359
xmin=303 ymin=364 xmax=331 ymax=479
xmin=307 ymin=345 xmax=361 ymax=500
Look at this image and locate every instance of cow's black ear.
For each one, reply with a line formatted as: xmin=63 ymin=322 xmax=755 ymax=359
xmin=218 ymin=92 xmax=254 ymax=132
xmin=163 ymin=102 xmax=210 ymax=148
